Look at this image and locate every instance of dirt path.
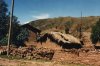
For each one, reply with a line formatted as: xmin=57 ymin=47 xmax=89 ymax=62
xmin=0 ymin=58 xmax=87 ymax=66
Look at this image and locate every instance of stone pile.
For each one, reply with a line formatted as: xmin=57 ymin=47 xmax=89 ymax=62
xmin=9 ymin=47 xmax=55 ymax=60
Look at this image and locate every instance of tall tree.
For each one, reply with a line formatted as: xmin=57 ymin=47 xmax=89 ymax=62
xmin=0 ymin=0 xmax=8 ymax=39
xmin=0 ymin=0 xmax=29 ymax=47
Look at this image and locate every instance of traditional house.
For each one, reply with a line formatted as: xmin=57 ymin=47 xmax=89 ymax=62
xmin=37 ymin=32 xmax=82 ymax=49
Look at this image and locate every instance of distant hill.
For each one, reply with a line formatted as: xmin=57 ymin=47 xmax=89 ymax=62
xmin=28 ymin=16 xmax=100 ymax=33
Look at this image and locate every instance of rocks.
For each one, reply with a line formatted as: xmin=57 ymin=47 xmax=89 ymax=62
xmin=9 ymin=47 xmax=55 ymax=60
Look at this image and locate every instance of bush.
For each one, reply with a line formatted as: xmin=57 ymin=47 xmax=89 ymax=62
xmin=0 ymin=28 xmax=29 ymax=47
xmin=12 ymin=28 xmax=29 ymax=47
xmin=91 ymin=19 xmax=100 ymax=44
xmin=0 ymin=36 xmax=8 ymax=46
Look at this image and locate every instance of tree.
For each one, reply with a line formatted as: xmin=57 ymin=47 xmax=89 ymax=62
xmin=0 ymin=0 xmax=20 ymax=45
xmin=0 ymin=0 xmax=29 ymax=47
xmin=0 ymin=14 xmax=29 ymax=47
xmin=0 ymin=0 xmax=8 ymax=40
xmin=12 ymin=28 xmax=29 ymax=47
xmin=91 ymin=19 xmax=100 ymax=44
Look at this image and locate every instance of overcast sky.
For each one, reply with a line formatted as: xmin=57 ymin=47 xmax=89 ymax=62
xmin=5 ymin=0 xmax=100 ymax=24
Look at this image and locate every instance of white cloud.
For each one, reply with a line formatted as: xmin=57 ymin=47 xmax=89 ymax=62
xmin=32 ymin=13 xmax=50 ymax=19
xmin=20 ymin=19 xmax=34 ymax=25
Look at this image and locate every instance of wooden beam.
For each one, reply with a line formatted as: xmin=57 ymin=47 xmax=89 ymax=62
xmin=7 ymin=0 xmax=14 ymax=56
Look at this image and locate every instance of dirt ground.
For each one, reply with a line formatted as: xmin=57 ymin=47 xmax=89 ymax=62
xmin=0 ymin=49 xmax=100 ymax=66
xmin=52 ymin=49 xmax=100 ymax=66
xmin=0 ymin=58 xmax=87 ymax=66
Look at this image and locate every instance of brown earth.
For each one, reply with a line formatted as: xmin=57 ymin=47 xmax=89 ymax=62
xmin=52 ymin=49 xmax=100 ymax=66
xmin=0 ymin=49 xmax=100 ymax=66
xmin=0 ymin=58 xmax=87 ymax=66
xmin=23 ymin=32 xmax=100 ymax=66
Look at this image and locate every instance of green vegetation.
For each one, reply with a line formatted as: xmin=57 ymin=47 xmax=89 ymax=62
xmin=0 ymin=36 xmax=8 ymax=45
xmin=13 ymin=28 xmax=29 ymax=47
xmin=91 ymin=19 xmax=100 ymax=44
xmin=0 ymin=0 xmax=29 ymax=47
xmin=0 ymin=0 xmax=8 ymax=40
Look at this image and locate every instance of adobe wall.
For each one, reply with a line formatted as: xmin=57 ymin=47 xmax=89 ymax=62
xmin=35 ymin=39 xmax=62 ymax=50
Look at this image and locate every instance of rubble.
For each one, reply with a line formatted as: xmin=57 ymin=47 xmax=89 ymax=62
xmin=9 ymin=47 xmax=55 ymax=60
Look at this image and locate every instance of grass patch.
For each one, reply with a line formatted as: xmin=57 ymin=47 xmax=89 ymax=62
xmin=0 ymin=55 xmax=23 ymax=60
xmin=0 ymin=55 xmax=51 ymax=62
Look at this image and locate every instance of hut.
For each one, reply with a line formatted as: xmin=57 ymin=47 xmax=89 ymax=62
xmin=37 ymin=32 xmax=82 ymax=49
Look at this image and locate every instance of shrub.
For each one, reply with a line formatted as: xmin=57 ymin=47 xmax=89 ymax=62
xmin=91 ymin=19 xmax=100 ymax=44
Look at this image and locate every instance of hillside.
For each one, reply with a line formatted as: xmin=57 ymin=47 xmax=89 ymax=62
xmin=26 ymin=16 xmax=100 ymax=39
xmin=29 ymin=16 xmax=100 ymax=32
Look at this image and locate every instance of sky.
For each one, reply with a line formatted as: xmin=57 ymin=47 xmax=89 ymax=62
xmin=5 ymin=0 xmax=100 ymax=24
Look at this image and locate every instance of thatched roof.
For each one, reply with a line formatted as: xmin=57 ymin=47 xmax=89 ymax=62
xmin=38 ymin=32 xmax=82 ymax=49
xmin=21 ymin=24 xmax=41 ymax=34
xmin=48 ymin=32 xmax=81 ymax=44
xmin=37 ymin=31 xmax=82 ymax=49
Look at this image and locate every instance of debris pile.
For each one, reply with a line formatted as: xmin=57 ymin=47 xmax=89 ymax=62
xmin=9 ymin=47 xmax=55 ymax=60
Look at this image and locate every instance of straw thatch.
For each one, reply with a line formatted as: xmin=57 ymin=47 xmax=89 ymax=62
xmin=49 ymin=32 xmax=81 ymax=44
xmin=37 ymin=32 xmax=82 ymax=49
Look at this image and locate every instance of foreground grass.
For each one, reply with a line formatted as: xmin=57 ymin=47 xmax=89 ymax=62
xmin=0 ymin=55 xmax=51 ymax=62
xmin=0 ymin=55 xmax=22 ymax=60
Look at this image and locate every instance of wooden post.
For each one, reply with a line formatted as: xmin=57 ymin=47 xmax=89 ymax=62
xmin=7 ymin=0 xmax=14 ymax=56
xmin=79 ymin=11 xmax=82 ymax=39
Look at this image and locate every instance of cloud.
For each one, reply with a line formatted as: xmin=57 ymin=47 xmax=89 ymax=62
xmin=32 ymin=13 xmax=50 ymax=19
